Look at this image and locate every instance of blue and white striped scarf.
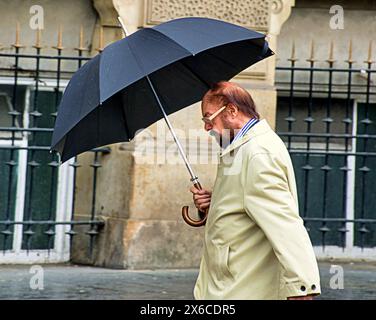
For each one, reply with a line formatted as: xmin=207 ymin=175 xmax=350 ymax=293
xmin=231 ymin=117 xmax=259 ymax=144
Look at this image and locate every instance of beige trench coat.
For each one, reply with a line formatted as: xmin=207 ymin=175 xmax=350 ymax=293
xmin=194 ymin=119 xmax=321 ymax=300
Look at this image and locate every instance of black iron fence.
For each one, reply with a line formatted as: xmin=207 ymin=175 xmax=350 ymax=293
xmin=276 ymin=41 xmax=376 ymax=251
xmin=0 ymin=27 xmax=108 ymax=260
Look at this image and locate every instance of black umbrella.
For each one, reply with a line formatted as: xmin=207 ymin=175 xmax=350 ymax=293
xmin=50 ymin=17 xmax=274 ymax=227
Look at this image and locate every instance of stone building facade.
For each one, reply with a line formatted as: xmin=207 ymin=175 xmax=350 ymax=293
xmin=2 ymin=0 xmax=375 ymax=267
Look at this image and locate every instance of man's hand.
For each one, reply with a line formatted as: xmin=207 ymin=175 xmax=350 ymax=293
xmin=190 ymin=186 xmax=212 ymax=211
xmin=287 ymin=295 xmax=314 ymax=300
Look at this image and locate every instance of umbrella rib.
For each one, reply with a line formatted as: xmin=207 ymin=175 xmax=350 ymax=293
xmin=206 ymin=39 xmax=267 ymax=75
xmin=180 ymin=40 xmax=267 ymax=87
xmin=206 ymin=48 xmax=248 ymax=72
xmin=126 ymin=28 xmax=192 ymax=77
xmin=154 ymin=20 xmax=262 ymax=52
xmin=148 ymin=27 xmax=194 ymax=55
xmin=126 ymin=40 xmax=146 ymax=75
xmin=120 ymin=94 xmax=131 ymax=141
xmin=180 ymin=60 xmax=212 ymax=89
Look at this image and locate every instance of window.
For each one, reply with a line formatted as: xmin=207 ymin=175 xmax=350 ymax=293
xmin=277 ymin=93 xmax=376 ymax=249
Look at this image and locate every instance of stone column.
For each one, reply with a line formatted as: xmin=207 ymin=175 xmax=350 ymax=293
xmin=91 ymin=0 xmax=124 ymax=52
xmin=71 ymin=0 xmax=295 ymax=269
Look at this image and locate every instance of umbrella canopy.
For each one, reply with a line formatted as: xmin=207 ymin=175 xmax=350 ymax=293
xmin=50 ymin=17 xmax=273 ymax=163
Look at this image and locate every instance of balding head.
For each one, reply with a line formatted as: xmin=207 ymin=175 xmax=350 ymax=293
xmin=202 ymin=81 xmax=259 ymax=119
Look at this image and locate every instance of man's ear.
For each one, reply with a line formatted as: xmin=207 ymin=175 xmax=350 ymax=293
xmin=227 ymin=103 xmax=238 ymax=117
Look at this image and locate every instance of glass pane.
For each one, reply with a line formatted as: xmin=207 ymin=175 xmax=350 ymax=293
xmin=22 ymin=90 xmax=61 ymax=250
xmin=354 ymin=103 xmax=376 ymax=248
xmin=0 ymin=149 xmax=18 ymax=251
xmin=0 ymin=84 xmax=25 ymax=251
xmin=290 ymin=153 xmax=346 ymax=246
xmin=0 ymin=85 xmax=26 ymax=138
xmin=0 ymin=92 xmax=23 ymax=139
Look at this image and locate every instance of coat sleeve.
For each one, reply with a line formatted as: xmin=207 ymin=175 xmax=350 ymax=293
xmin=243 ymin=152 xmax=321 ymax=298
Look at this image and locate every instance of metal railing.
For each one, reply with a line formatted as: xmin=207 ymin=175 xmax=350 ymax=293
xmin=276 ymin=40 xmax=376 ymax=251
xmin=0 ymin=26 xmax=109 ymax=260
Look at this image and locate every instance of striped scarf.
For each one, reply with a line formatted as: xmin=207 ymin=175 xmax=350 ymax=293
xmin=231 ymin=117 xmax=259 ymax=144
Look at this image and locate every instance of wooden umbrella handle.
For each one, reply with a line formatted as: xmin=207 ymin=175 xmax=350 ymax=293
xmin=182 ymin=206 xmax=208 ymax=227
xmin=181 ymin=182 xmax=208 ymax=227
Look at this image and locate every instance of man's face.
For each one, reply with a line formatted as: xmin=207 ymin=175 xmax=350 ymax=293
xmin=201 ymin=101 xmax=235 ymax=147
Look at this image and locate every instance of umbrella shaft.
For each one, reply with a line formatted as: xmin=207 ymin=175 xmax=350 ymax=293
xmin=146 ymin=76 xmax=199 ymax=185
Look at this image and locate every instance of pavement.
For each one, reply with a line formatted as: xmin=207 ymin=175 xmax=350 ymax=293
xmin=0 ymin=261 xmax=375 ymax=300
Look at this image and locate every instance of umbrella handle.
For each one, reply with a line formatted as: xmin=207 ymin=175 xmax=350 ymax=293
xmin=182 ymin=206 xmax=208 ymax=227
xmin=181 ymin=182 xmax=208 ymax=227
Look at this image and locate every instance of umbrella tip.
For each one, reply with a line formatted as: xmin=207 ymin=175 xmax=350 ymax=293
xmin=117 ymin=16 xmax=129 ymax=37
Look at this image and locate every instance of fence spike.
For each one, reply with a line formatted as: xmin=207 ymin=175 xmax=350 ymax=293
xmin=327 ymin=40 xmax=336 ymax=64
xmin=345 ymin=39 xmax=354 ymax=64
xmin=75 ymin=25 xmax=88 ymax=51
xmin=53 ymin=25 xmax=64 ymax=50
xmin=33 ymin=29 xmax=42 ymax=49
xmin=96 ymin=25 xmax=104 ymax=52
xmin=15 ymin=22 xmax=20 ymax=46
xmin=288 ymin=40 xmax=298 ymax=62
xmin=12 ymin=21 xmax=23 ymax=48
xmin=79 ymin=25 xmax=84 ymax=48
xmin=306 ymin=40 xmax=316 ymax=62
xmin=364 ymin=40 xmax=374 ymax=64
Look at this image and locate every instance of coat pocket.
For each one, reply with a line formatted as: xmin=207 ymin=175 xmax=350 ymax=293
xmin=203 ymin=243 xmax=234 ymax=292
xmin=214 ymin=244 xmax=234 ymax=282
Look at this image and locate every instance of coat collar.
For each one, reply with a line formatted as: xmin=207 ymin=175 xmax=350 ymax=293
xmin=219 ymin=119 xmax=272 ymax=158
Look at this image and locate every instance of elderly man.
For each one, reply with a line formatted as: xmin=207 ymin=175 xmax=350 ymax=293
xmin=191 ymin=81 xmax=321 ymax=300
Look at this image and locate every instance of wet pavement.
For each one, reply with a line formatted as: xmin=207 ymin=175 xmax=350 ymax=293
xmin=0 ymin=261 xmax=375 ymax=299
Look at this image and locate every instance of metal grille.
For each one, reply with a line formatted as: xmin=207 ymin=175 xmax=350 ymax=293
xmin=276 ymin=41 xmax=376 ymax=251
xmin=0 ymin=27 xmax=108 ymax=261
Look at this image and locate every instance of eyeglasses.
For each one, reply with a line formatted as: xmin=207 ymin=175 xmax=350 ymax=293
xmin=201 ymin=105 xmax=227 ymax=125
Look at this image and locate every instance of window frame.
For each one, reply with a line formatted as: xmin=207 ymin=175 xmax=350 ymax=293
xmin=0 ymin=78 xmax=75 ymax=263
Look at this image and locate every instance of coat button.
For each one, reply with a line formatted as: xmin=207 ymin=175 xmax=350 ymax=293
xmin=300 ymin=286 xmax=306 ymax=291
xmin=311 ymin=284 xmax=316 ymax=290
